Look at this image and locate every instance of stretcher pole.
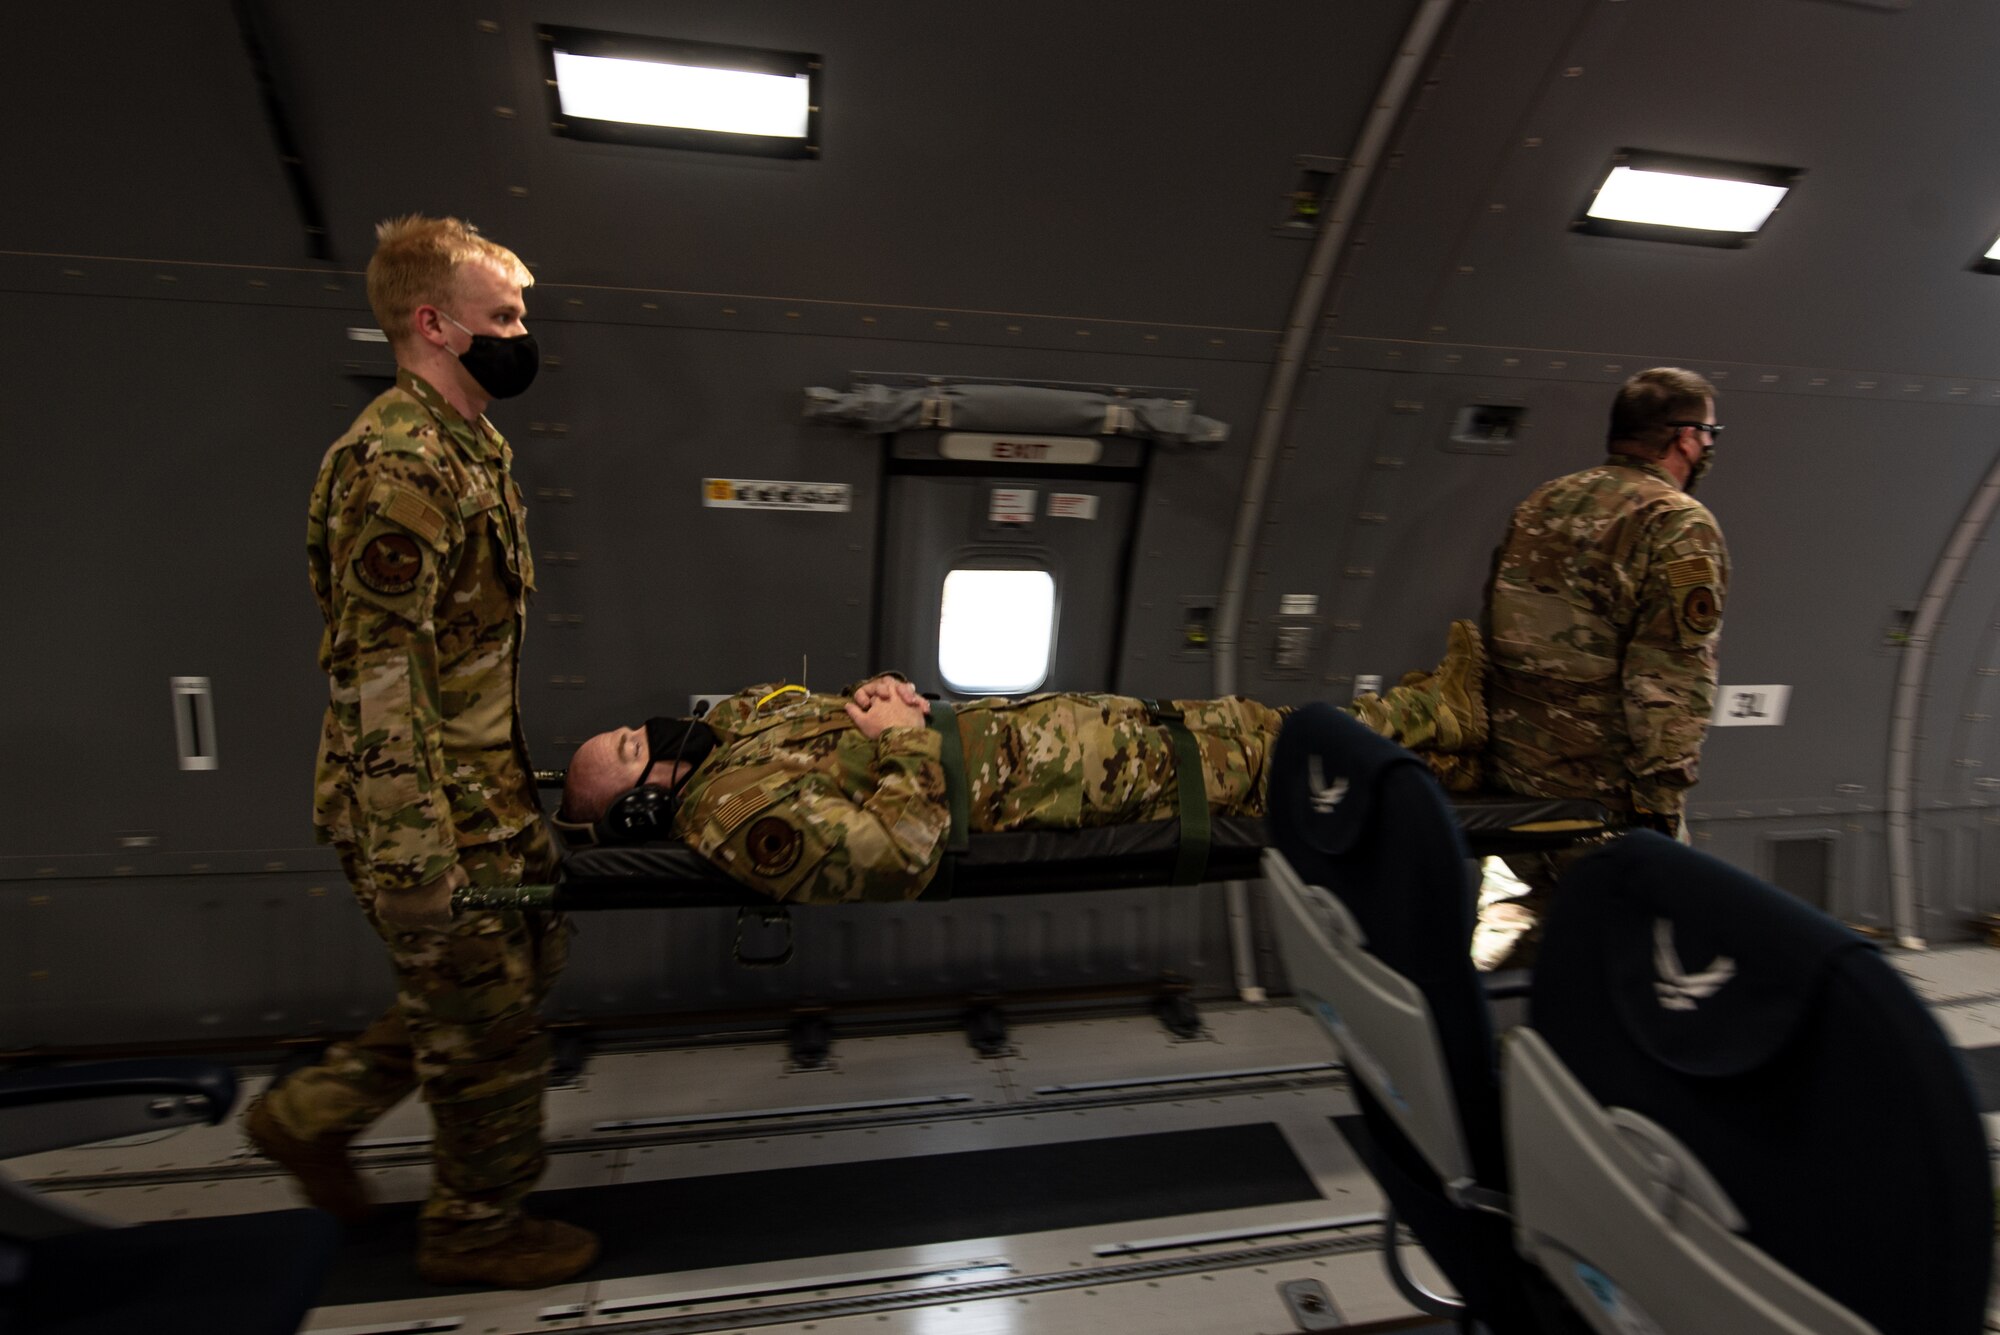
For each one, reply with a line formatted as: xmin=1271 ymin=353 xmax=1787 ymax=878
xmin=454 ymin=884 xmax=562 ymax=911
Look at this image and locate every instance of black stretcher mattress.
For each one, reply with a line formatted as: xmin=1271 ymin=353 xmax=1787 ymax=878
xmin=555 ymin=796 xmax=1614 ymax=908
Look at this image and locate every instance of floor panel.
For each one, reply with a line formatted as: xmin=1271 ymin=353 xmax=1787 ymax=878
xmin=18 ymin=947 xmax=2000 ymax=1334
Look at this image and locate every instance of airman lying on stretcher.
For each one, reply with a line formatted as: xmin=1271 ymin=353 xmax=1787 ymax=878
xmin=557 ymin=623 xmax=1487 ymax=904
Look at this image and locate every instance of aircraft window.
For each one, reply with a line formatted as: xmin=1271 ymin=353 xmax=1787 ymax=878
xmin=540 ymin=27 xmax=820 ymax=158
xmin=938 ymin=569 xmax=1055 ymax=696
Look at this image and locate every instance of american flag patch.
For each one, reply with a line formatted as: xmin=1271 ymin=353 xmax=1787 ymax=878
xmin=715 ymin=786 xmax=775 ymax=832
xmin=1666 ymin=556 xmax=1715 ymax=588
xmin=377 ymin=486 xmax=447 ymax=546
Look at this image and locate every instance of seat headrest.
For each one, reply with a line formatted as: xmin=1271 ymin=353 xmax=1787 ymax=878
xmin=1269 ymin=703 xmax=1429 ymax=857
xmin=1542 ymin=831 xmax=1876 ymax=1077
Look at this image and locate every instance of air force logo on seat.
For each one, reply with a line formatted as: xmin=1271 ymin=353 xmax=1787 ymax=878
xmin=1307 ymin=756 xmax=1350 ymax=813
xmin=1653 ymin=920 xmax=1735 ymax=1011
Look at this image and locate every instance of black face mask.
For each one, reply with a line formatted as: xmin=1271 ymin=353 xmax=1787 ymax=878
xmin=1686 ymin=442 xmax=1716 ymax=493
xmin=643 ymin=716 xmax=719 ymax=783
xmin=442 ymin=311 xmax=540 ymax=400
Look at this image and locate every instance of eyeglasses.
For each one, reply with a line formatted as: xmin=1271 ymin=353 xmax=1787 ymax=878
xmin=1666 ymin=421 xmax=1724 ymax=437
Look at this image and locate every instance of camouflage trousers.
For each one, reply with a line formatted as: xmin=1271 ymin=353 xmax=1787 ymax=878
xmin=958 ymin=695 xmax=1288 ymax=829
xmin=261 ymin=824 xmax=569 ymax=1247
xmin=1346 ymin=620 xmax=1488 ymax=793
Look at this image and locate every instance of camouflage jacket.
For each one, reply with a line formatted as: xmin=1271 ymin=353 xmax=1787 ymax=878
xmin=1485 ymin=456 xmax=1728 ymax=819
xmin=308 ymin=369 xmax=540 ymax=891
xmin=673 ymin=687 xmax=1281 ymax=902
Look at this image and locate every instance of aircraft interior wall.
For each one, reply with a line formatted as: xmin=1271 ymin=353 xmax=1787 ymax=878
xmin=9 ymin=0 xmax=2000 ymax=1052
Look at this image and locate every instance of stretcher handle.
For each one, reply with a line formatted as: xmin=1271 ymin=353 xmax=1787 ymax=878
xmin=454 ymin=883 xmax=562 ymax=912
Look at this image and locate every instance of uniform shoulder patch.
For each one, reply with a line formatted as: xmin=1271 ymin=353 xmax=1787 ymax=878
xmin=745 ymin=815 xmax=803 ymax=877
xmin=1680 ymin=586 xmax=1721 ymax=636
xmin=373 ymin=484 xmax=449 ymax=548
xmin=1666 ymin=555 xmax=1717 ymax=588
xmin=355 ymin=531 xmax=426 ymax=595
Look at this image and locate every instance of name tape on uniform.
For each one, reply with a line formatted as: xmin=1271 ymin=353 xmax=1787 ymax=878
xmin=1711 ymin=684 xmax=1790 ymax=727
xmin=703 ymin=478 xmax=853 ymax=512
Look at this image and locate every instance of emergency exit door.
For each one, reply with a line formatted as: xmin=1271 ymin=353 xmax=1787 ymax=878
xmin=873 ymin=432 xmax=1145 ymax=697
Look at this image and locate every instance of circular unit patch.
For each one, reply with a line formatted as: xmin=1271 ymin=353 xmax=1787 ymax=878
xmin=356 ymin=532 xmax=424 ymax=595
xmin=1681 ymin=586 xmax=1720 ymax=636
xmin=746 ymin=815 xmax=803 ymax=877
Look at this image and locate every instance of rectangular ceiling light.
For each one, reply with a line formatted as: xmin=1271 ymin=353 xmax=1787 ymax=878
xmin=540 ymin=27 xmax=820 ymax=158
xmin=1577 ymin=151 xmax=1800 ymax=247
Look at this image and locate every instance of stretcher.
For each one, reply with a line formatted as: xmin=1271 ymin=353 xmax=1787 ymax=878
xmin=457 ymin=794 xmax=1616 ymax=913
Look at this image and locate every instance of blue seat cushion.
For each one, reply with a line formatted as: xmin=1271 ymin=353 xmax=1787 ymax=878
xmin=1534 ymin=832 xmax=1992 ymax=1335
xmin=4 ymin=1209 xmax=337 ymax=1335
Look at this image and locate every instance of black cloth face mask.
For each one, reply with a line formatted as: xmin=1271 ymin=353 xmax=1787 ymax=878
xmin=442 ymin=311 xmax=540 ymax=400
xmin=643 ymin=716 xmax=720 ymax=792
xmin=1686 ymin=442 xmax=1716 ymax=493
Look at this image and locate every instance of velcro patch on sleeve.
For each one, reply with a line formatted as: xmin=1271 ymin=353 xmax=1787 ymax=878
xmin=745 ymin=816 xmax=803 ymax=876
xmin=1680 ymin=586 xmax=1721 ymax=636
xmin=1666 ymin=556 xmax=1716 ymax=588
xmin=355 ymin=531 xmax=426 ymax=595
xmin=373 ymin=484 xmax=449 ymax=548
xmin=715 ymin=785 xmax=775 ymax=834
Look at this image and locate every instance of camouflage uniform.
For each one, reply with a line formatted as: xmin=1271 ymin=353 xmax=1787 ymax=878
xmin=1486 ymin=456 xmax=1728 ymax=820
xmin=1482 ymin=456 xmax=1728 ymax=961
xmin=267 ymin=368 xmax=566 ymax=1249
xmin=673 ymin=687 xmax=1285 ymax=902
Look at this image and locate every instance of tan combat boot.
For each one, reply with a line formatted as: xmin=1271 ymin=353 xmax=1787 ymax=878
xmin=1423 ymin=750 xmax=1485 ymax=794
xmin=242 ymin=1094 xmax=375 ymax=1224
xmin=417 ymin=1217 xmax=601 ymax=1289
xmin=1435 ymin=619 xmax=1489 ymax=751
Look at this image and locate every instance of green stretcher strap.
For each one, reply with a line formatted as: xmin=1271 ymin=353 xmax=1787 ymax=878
xmin=1144 ymin=698 xmax=1211 ymax=886
xmin=923 ymin=701 xmax=971 ymax=899
xmin=931 ymin=702 xmax=971 ymax=854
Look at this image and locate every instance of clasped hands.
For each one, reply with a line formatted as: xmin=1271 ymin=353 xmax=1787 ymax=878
xmin=845 ymin=673 xmax=931 ymax=739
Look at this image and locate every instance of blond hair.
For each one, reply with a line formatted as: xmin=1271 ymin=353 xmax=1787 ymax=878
xmin=366 ymin=214 xmax=532 ymax=347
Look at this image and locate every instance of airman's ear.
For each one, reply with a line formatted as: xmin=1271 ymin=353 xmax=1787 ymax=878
xmin=412 ymin=305 xmax=451 ymax=349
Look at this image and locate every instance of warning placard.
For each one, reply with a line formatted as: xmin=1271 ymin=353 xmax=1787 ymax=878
xmin=989 ymin=488 xmax=1037 ymax=525
xmin=703 ymin=478 xmax=852 ymax=512
xmin=1048 ymin=492 xmax=1099 ymax=520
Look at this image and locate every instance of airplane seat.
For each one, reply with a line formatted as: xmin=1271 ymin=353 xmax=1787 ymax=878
xmin=1263 ymin=703 xmax=1584 ymax=1333
xmin=1508 ymin=830 xmax=1993 ymax=1335
xmin=0 ymin=1059 xmax=338 ymax=1335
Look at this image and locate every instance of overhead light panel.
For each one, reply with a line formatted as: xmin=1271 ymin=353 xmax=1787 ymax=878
xmin=1974 ymin=234 xmax=2000 ymax=275
xmin=540 ymin=27 xmax=820 ymax=158
xmin=1577 ymin=151 xmax=1800 ymax=247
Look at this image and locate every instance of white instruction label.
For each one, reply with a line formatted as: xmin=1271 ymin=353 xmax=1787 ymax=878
xmin=703 ymin=478 xmax=852 ymax=512
xmin=989 ymin=488 xmax=1038 ymax=525
xmin=1279 ymin=594 xmax=1319 ymax=616
xmin=1711 ymin=684 xmax=1790 ymax=727
xmin=1048 ymin=492 xmax=1099 ymax=520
